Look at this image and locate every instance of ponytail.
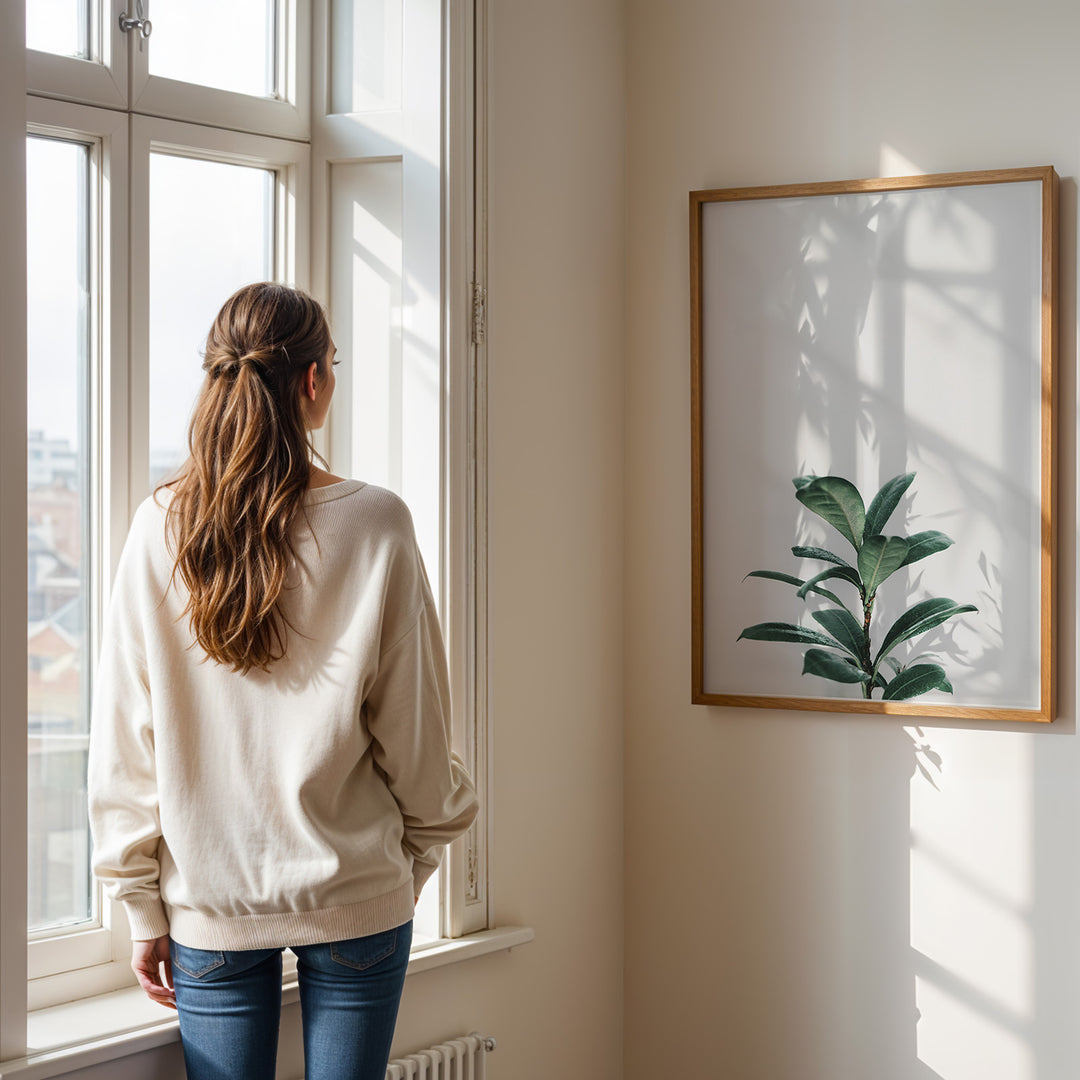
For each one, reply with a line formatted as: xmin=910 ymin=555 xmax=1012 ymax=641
xmin=156 ymin=283 xmax=332 ymax=674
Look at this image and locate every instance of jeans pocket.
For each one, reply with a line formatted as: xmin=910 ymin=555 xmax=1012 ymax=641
xmin=328 ymin=927 xmax=400 ymax=971
xmin=170 ymin=942 xmax=226 ymax=979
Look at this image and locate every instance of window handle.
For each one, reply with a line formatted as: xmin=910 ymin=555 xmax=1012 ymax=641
xmin=119 ymin=0 xmax=152 ymax=38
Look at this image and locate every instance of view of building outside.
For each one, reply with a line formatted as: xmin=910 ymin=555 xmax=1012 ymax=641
xmin=27 ymin=135 xmax=92 ymax=933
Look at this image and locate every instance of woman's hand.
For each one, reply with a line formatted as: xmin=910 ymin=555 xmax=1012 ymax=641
xmin=131 ymin=935 xmax=176 ymax=1010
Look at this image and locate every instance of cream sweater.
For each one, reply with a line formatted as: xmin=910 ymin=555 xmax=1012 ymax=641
xmin=88 ymin=480 xmax=478 ymax=950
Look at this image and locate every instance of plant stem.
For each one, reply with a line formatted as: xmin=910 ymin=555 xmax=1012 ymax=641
xmin=861 ymin=592 xmax=874 ymax=699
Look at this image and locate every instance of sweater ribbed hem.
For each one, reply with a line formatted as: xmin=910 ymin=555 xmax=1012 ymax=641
xmin=166 ymin=880 xmax=417 ymax=951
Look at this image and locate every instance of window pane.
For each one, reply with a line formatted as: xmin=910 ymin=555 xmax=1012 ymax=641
xmin=149 ymin=154 xmax=274 ymax=487
xmin=149 ymin=0 xmax=277 ymax=99
xmin=26 ymin=136 xmax=93 ymax=933
xmin=26 ymin=0 xmax=89 ymax=58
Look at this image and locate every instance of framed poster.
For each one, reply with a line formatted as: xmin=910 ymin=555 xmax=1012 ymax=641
xmin=690 ymin=167 xmax=1058 ymax=721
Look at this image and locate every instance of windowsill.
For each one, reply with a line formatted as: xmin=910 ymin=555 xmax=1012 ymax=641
xmin=1 ymin=927 xmax=533 ymax=1080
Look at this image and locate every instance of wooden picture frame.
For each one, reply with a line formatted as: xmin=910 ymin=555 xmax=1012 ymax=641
xmin=690 ymin=167 xmax=1058 ymax=721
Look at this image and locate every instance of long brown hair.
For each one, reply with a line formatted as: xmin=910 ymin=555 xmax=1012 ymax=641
xmin=158 ymin=282 xmax=332 ymax=674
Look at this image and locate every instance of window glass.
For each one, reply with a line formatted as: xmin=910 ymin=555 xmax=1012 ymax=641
xmin=148 ymin=0 xmax=277 ymax=99
xmin=148 ymin=154 xmax=274 ymax=487
xmin=26 ymin=135 xmax=93 ymax=933
xmin=26 ymin=0 xmax=89 ymax=59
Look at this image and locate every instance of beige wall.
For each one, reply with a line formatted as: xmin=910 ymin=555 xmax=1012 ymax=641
xmin=624 ymin=2 xmax=1078 ymax=1078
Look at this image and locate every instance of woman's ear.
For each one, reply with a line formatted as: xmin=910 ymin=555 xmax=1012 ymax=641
xmin=303 ymin=361 xmax=319 ymax=401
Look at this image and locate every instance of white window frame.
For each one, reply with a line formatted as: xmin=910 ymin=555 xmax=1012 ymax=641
xmin=24 ymin=96 xmax=130 ymax=999
xmin=21 ymin=107 xmax=311 ymax=1017
xmin=130 ymin=0 xmax=311 ymax=141
xmin=26 ymin=0 xmax=128 ymax=111
xmin=128 ymin=116 xmax=311 ymax=499
xmin=2 ymin=0 xmax=493 ymax=1056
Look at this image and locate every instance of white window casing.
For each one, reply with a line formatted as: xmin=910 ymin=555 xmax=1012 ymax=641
xmin=442 ymin=0 xmax=491 ymax=938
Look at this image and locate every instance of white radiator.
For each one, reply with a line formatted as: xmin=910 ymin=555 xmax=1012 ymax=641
xmin=385 ymin=1032 xmax=496 ymax=1080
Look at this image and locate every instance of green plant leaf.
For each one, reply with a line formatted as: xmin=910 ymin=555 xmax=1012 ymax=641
xmin=744 ymin=570 xmax=846 ymax=608
xmin=746 ymin=570 xmax=804 ymax=587
xmin=737 ymin=622 xmax=840 ymax=647
xmin=811 ymin=607 xmax=867 ymax=663
xmin=899 ymin=530 xmax=954 ymax=567
xmin=796 ymin=565 xmax=863 ymax=600
xmin=882 ymin=663 xmax=954 ymax=700
xmin=857 ymin=535 xmax=910 ymax=596
xmin=801 ymin=648 xmax=870 ymax=684
xmin=791 ymin=545 xmax=854 ymax=569
xmin=875 ymin=598 xmax=978 ymax=665
xmin=792 ymin=475 xmax=816 ymax=491
xmin=795 ymin=476 xmax=867 ymax=550
xmin=863 ymin=473 xmax=915 ymax=540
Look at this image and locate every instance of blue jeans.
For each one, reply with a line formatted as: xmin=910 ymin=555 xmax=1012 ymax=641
xmin=170 ymin=921 xmax=412 ymax=1080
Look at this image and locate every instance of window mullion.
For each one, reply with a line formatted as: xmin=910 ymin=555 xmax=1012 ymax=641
xmin=127 ymin=116 xmax=151 ymax=509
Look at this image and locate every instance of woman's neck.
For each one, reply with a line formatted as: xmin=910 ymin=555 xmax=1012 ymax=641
xmin=308 ymin=465 xmax=346 ymax=489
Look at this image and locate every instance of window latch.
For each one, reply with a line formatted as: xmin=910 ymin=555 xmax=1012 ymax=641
xmin=119 ymin=0 xmax=152 ymax=38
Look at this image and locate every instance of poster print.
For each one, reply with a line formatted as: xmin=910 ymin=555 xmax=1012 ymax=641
xmin=690 ymin=168 xmax=1057 ymax=721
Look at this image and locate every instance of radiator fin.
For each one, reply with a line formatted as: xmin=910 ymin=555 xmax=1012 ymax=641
xmin=385 ymin=1032 xmax=495 ymax=1080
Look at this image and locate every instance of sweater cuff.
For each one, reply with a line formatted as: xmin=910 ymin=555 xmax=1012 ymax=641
xmin=124 ymin=896 xmax=170 ymax=941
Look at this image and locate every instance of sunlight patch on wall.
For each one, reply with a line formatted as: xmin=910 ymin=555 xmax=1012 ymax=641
xmin=910 ymin=730 xmax=1034 ymax=1079
xmin=880 ymin=144 xmax=924 ymax=179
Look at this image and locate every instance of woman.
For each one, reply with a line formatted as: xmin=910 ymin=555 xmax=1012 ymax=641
xmin=88 ymin=283 xmax=478 ymax=1080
